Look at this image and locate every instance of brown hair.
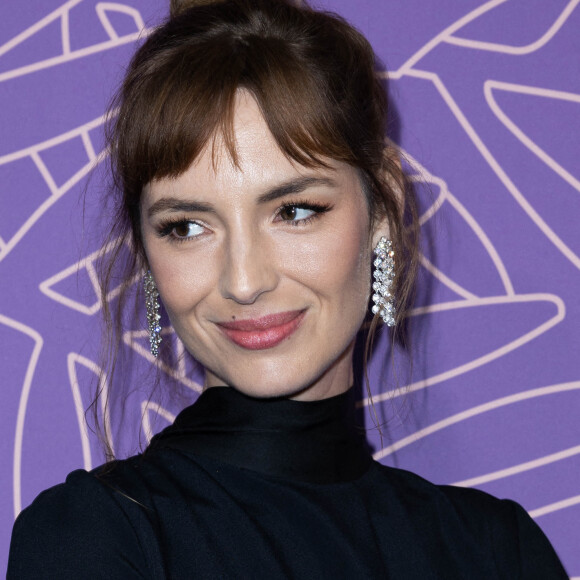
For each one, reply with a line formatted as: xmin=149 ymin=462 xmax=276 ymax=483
xmin=95 ymin=0 xmax=419 ymax=459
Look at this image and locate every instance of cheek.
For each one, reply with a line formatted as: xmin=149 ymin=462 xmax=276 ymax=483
xmin=146 ymin=246 xmax=215 ymax=319
xmin=279 ymin=219 xmax=371 ymax=306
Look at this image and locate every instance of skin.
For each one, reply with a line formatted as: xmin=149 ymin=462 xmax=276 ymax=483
xmin=141 ymin=91 xmax=388 ymax=401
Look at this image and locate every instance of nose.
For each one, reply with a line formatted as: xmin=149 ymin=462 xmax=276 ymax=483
xmin=219 ymin=230 xmax=278 ymax=305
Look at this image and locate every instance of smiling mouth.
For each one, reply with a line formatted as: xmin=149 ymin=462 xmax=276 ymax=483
xmin=217 ymin=310 xmax=306 ymax=350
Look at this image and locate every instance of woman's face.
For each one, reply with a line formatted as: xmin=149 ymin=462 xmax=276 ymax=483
xmin=141 ymin=91 xmax=387 ymax=400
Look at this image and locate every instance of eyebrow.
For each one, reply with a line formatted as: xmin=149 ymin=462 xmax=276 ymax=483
xmin=147 ymin=176 xmax=337 ymax=219
xmin=147 ymin=199 xmax=214 ymax=218
xmin=256 ymin=176 xmax=336 ymax=203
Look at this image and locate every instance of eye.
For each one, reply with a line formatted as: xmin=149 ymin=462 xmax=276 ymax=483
xmin=172 ymin=221 xmax=204 ymax=239
xmin=275 ymin=201 xmax=332 ymax=227
xmin=278 ymin=205 xmax=316 ymax=222
xmin=157 ymin=219 xmax=205 ymax=241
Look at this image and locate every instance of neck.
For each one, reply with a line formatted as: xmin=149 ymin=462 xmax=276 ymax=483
xmin=148 ymin=385 xmax=372 ymax=484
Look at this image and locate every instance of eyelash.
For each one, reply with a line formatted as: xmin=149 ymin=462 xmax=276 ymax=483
xmin=157 ymin=218 xmax=201 ymax=241
xmin=275 ymin=199 xmax=331 ymax=226
xmin=156 ymin=199 xmax=331 ymax=242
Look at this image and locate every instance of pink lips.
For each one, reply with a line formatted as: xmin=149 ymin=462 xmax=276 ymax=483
xmin=218 ymin=310 xmax=306 ymax=350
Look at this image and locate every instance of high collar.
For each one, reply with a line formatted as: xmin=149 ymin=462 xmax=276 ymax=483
xmin=147 ymin=386 xmax=372 ymax=484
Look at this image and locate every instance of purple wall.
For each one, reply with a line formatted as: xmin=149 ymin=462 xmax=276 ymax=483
xmin=1 ymin=0 xmax=578 ymax=575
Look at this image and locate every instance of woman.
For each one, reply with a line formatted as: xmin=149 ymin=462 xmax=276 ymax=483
xmin=8 ymin=0 xmax=567 ymax=577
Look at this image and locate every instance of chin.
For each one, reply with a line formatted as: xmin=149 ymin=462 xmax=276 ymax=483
xmin=205 ymin=346 xmax=354 ymax=401
xmin=207 ymin=373 xmax=314 ymax=400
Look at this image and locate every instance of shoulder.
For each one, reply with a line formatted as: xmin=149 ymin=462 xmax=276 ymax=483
xmin=8 ymin=458 xmax=155 ymax=579
xmin=14 ymin=456 xmax=153 ymax=526
xmin=391 ymin=466 xmax=519 ymax=523
xmin=371 ymin=464 xmax=520 ymax=538
xmin=375 ymin=462 xmax=517 ymax=516
xmin=370 ymin=463 xmax=568 ymax=577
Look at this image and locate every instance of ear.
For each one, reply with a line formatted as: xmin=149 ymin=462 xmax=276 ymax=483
xmin=387 ymin=143 xmax=406 ymax=196
xmin=371 ymin=215 xmax=390 ymax=250
xmin=370 ymin=144 xmax=404 ymax=248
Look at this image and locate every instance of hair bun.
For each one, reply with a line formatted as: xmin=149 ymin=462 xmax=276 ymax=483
xmin=170 ymin=0 xmax=225 ymax=18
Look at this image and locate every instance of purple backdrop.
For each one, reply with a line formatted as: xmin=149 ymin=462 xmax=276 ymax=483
xmin=1 ymin=0 xmax=579 ymax=575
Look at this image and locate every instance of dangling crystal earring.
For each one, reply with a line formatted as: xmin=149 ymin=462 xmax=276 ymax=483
xmin=144 ymin=270 xmax=162 ymax=357
xmin=371 ymin=237 xmax=396 ymax=326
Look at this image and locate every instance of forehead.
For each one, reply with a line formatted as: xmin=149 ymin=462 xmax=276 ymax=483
xmin=201 ymin=90 xmax=293 ymax=190
xmin=143 ymin=91 xmax=361 ymax=204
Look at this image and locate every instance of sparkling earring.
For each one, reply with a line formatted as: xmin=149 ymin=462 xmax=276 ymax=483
xmin=371 ymin=237 xmax=396 ymax=326
xmin=144 ymin=270 xmax=162 ymax=357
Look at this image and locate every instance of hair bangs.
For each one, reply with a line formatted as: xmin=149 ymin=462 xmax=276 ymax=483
xmin=113 ymin=32 xmax=359 ymax=195
xmin=244 ymin=37 xmax=355 ymax=170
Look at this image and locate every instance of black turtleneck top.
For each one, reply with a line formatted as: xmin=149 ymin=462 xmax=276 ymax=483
xmin=8 ymin=387 xmax=567 ymax=579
